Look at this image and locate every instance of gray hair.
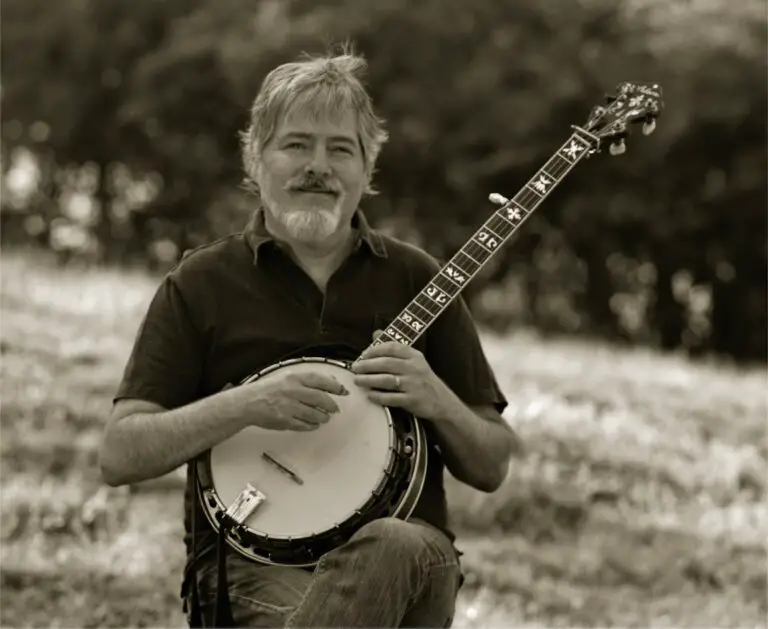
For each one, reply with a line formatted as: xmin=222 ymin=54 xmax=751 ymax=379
xmin=240 ymin=48 xmax=389 ymax=196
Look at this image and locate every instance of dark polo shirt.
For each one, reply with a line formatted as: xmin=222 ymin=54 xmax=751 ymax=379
xmin=114 ymin=207 xmax=508 ymax=572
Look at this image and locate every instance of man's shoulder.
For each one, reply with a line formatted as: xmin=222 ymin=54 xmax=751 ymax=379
xmin=375 ymin=231 xmax=443 ymax=276
xmin=167 ymin=232 xmax=249 ymax=283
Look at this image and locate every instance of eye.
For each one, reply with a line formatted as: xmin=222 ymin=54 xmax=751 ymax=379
xmin=332 ymin=146 xmax=354 ymax=155
xmin=285 ymin=142 xmax=306 ymax=150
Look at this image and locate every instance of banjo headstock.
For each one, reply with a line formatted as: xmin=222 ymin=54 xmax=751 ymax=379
xmin=582 ymin=81 xmax=664 ymax=155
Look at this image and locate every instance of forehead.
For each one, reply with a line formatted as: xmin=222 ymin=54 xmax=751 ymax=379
xmin=275 ymin=99 xmax=359 ymax=141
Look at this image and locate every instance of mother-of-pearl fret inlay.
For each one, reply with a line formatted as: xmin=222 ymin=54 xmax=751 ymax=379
xmin=440 ymin=264 xmax=468 ymax=287
xmin=366 ymin=130 xmax=596 ymax=351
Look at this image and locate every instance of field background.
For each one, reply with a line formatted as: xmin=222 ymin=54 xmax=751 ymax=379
xmin=1 ymin=249 xmax=766 ymax=628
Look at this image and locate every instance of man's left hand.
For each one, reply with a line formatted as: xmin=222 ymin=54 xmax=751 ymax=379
xmin=351 ymin=331 xmax=451 ymax=421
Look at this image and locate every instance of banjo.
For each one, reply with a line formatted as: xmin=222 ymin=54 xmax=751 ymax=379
xmin=195 ymin=82 xmax=664 ymax=567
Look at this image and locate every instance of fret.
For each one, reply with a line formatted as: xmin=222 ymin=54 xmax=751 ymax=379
xmin=545 ymin=153 xmax=572 ymax=172
xmin=448 ymin=250 xmax=477 ymax=276
xmin=384 ymin=319 xmax=416 ymax=344
xmin=483 ymin=224 xmax=504 ymax=241
xmin=437 ymin=276 xmax=457 ymax=297
xmin=442 ymin=263 xmax=470 ymax=287
xmin=403 ymin=308 xmax=426 ymax=328
xmin=394 ymin=315 xmax=422 ymax=338
xmin=382 ymin=328 xmax=410 ymax=345
xmin=399 ymin=310 xmax=427 ymax=334
xmin=410 ymin=304 xmax=434 ymax=328
xmin=423 ymin=283 xmax=451 ymax=306
xmin=496 ymin=202 xmax=527 ymax=227
xmin=414 ymin=293 xmax=438 ymax=317
xmin=375 ymin=331 xmax=397 ymax=345
xmin=487 ymin=211 xmax=517 ymax=236
xmin=457 ymin=247 xmax=483 ymax=269
xmin=472 ymin=229 xmax=503 ymax=254
xmin=432 ymin=273 xmax=460 ymax=297
xmin=471 ymin=235 xmax=492 ymax=255
xmin=548 ymin=154 xmax=572 ymax=172
xmin=356 ymin=131 xmax=597 ymax=358
xmin=549 ymin=154 xmax=570 ymax=169
xmin=512 ymin=192 xmax=538 ymax=214
xmin=526 ymin=172 xmax=553 ymax=197
xmin=438 ymin=269 xmax=460 ymax=289
xmin=471 ymin=242 xmax=493 ymax=264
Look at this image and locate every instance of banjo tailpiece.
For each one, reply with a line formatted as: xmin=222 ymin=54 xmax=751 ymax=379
xmin=224 ymin=484 xmax=267 ymax=526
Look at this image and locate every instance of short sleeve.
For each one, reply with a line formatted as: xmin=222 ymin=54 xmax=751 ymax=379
xmin=425 ymin=292 xmax=508 ymax=416
xmin=113 ymin=275 xmax=204 ymax=410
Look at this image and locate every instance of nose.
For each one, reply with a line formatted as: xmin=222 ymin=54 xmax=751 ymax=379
xmin=305 ymin=145 xmax=331 ymax=177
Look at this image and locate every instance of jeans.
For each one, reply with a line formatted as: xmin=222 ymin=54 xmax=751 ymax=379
xmin=189 ymin=517 xmax=463 ymax=628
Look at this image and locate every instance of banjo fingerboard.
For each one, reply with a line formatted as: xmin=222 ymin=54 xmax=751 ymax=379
xmin=360 ymin=129 xmax=598 ymax=356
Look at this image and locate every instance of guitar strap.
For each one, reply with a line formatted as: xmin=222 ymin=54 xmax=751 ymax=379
xmin=213 ymin=515 xmax=237 ymax=626
xmin=183 ymin=456 xmax=204 ymax=628
xmin=182 ymin=454 xmax=237 ymax=628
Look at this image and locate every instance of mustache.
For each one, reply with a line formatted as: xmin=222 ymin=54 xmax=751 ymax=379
xmin=284 ymin=173 xmax=341 ymax=195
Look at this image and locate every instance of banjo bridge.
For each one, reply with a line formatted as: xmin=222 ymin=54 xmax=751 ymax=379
xmin=225 ymin=483 xmax=267 ymax=525
xmin=262 ymin=451 xmax=304 ymax=485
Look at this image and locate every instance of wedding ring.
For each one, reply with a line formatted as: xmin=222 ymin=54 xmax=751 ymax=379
xmin=394 ymin=375 xmax=401 ymax=391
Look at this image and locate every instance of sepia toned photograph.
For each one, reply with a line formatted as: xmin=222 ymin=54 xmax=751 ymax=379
xmin=1 ymin=1 xmax=765 ymax=627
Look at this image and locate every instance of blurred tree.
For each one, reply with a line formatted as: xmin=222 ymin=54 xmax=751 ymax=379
xmin=1 ymin=0 xmax=208 ymax=262
xmin=1 ymin=0 xmax=765 ymax=362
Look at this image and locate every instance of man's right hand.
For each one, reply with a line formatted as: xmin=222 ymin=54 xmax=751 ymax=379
xmin=237 ymin=371 xmax=349 ymax=432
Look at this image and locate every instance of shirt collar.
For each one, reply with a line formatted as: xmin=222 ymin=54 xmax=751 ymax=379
xmin=244 ymin=206 xmax=388 ymax=264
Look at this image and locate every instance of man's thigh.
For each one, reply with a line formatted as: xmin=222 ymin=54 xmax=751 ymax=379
xmin=191 ymin=519 xmax=463 ymax=628
xmin=195 ymin=552 xmax=313 ymax=628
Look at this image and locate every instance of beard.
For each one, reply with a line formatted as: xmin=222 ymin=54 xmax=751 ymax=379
xmin=259 ymin=172 xmax=345 ymax=244
xmin=280 ymin=204 xmax=342 ymax=242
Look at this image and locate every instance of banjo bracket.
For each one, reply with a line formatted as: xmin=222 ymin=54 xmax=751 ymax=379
xmin=399 ymin=436 xmax=416 ymax=459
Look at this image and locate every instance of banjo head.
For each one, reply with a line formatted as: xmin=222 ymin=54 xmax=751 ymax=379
xmin=203 ymin=358 xmax=400 ymax=541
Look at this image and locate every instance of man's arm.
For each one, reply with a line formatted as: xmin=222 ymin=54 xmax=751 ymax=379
xmin=99 ymin=394 xmax=252 ymax=487
xmin=100 ymin=272 xmax=223 ymax=486
xmin=353 ymin=342 xmax=523 ymax=493
xmin=428 ymin=396 xmax=523 ymax=493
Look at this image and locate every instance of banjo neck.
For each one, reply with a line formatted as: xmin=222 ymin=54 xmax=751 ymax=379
xmin=357 ymin=127 xmax=599 ymax=358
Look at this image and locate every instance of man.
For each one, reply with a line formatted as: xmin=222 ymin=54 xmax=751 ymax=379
xmin=100 ymin=49 xmax=522 ymax=628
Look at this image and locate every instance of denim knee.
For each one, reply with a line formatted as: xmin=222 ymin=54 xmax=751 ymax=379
xmin=350 ymin=518 xmax=457 ymax=565
xmin=352 ymin=518 xmax=419 ymax=547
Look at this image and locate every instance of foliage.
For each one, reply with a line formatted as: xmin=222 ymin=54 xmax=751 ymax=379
xmin=1 ymin=0 xmax=765 ymax=362
xmin=1 ymin=251 xmax=765 ymax=627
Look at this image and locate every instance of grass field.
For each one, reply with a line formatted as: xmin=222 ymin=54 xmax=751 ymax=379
xmin=1 ymin=249 xmax=766 ymax=628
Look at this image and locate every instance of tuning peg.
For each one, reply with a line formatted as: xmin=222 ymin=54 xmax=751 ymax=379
xmin=609 ymin=139 xmax=626 ymax=156
xmin=589 ymin=105 xmax=607 ymax=120
xmin=489 ymin=192 xmax=510 ymax=205
xmin=642 ymin=119 xmax=656 ymax=135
